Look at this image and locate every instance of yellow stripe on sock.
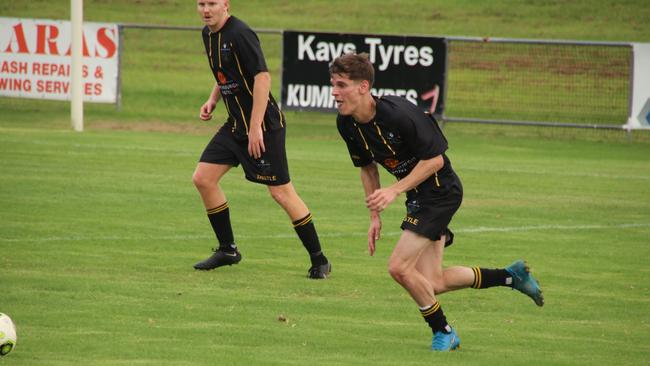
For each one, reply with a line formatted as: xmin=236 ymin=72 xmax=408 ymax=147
xmin=472 ymin=267 xmax=482 ymax=289
xmin=207 ymin=202 xmax=228 ymax=215
xmin=293 ymin=214 xmax=313 ymax=227
xmin=420 ymin=302 xmax=440 ymax=317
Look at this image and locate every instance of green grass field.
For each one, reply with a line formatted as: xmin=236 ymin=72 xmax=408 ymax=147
xmin=2 ymin=123 xmax=649 ymax=365
xmin=2 ymin=1 xmax=650 ymax=365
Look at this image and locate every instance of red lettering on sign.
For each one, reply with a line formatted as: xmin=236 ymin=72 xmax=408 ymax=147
xmin=37 ymin=79 xmax=70 ymax=94
xmin=2 ymin=21 xmax=117 ymax=59
xmin=96 ymin=27 xmax=116 ymax=58
xmin=35 ymin=24 xmax=61 ymax=55
xmin=64 ymin=34 xmax=91 ymax=57
xmin=3 ymin=23 xmax=29 ymax=54
xmin=33 ymin=62 xmax=71 ymax=77
xmin=0 ymin=78 xmax=32 ymax=92
xmin=1 ymin=61 xmax=28 ymax=74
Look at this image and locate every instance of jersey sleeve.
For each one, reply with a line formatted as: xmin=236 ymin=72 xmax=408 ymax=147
xmin=398 ymin=108 xmax=448 ymax=160
xmin=337 ymin=117 xmax=374 ymax=167
xmin=235 ymin=28 xmax=268 ymax=75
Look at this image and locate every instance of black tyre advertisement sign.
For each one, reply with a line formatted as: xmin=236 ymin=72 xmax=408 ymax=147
xmin=281 ymin=31 xmax=447 ymax=116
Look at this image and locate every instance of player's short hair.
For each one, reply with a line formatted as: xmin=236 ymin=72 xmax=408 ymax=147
xmin=329 ymin=53 xmax=375 ymax=87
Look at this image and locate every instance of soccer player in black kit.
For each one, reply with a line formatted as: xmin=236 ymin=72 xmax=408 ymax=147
xmin=330 ymin=53 xmax=543 ymax=351
xmin=192 ymin=0 xmax=330 ymax=279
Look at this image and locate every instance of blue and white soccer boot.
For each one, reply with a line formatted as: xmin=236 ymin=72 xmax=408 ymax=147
xmin=506 ymin=260 xmax=544 ymax=306
xmin=431 ymin=327 xmax=461 ymax=351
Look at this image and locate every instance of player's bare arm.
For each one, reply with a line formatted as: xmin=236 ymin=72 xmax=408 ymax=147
xmin=248 ymin=71 xmax=271 ymax=158
xmin=360 ymin=162 xmax=382 ymax=255
xmin=199 ymin=83 xmax=222 ymax=121
xmin=366 ymin=155 xmax=444 ymax=212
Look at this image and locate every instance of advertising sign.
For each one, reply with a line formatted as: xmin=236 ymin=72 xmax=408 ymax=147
xmin=0 ymin=17 xmax=119 ymax=103
xmin=282 ymin=31 xmax=447 ymax=116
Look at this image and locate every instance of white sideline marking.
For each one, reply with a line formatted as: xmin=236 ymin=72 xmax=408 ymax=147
xmin=1 ymin=223 xmax=648 ymax=243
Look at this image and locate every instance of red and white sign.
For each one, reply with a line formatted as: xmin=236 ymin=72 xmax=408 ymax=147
xmin=0 ymin=17 xmax=119 ymax=103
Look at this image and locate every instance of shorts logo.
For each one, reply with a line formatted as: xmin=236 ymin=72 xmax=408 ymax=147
xmin=403 ymin=215 xmax=419 ymax=226
xmin=256 ymin=174 xmax=277 ymax=182
xmin=406 ymin=200 xmax=420 ymax=214
xmin=255 ymin=158 xmax=273 ymax=175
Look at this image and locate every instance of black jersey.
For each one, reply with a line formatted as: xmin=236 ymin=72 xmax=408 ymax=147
xmin=337 ymin=95 xmax=456 ymax=191
xmin=202 ymin=16 xmax=285 ymax=139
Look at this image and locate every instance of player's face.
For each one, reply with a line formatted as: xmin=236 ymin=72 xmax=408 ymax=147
xmin=197 ymin=0 xmax=229 ymax=31
xmin=331 ymin=73 xmax=368 ymax=116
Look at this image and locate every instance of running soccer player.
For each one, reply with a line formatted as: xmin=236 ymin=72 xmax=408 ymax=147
xmin=191 ymin=0 xmax=331 ymax=279
xmin=329 ymin=53 xmax=543 ymax=351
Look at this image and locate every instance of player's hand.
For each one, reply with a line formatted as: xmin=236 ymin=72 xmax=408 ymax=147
xmin=247 ymin=125 xmax=265 ymax=159
xmin=199 ymin=100 xmax=216 ymax=121
xmin=368 ymin=212 xmax=382 ymax=256
xmin=366 ymin=187 xmax=399 ymax=212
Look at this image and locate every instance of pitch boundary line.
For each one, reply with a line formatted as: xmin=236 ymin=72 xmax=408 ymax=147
xmin=1 ymin=223 xmax=648 ymax=243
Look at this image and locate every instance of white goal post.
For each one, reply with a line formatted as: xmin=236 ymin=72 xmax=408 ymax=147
xmin=71 ymin=0 xmax=83 ymax=132
xmin=626 ymin=43 xmax=650 ymax=130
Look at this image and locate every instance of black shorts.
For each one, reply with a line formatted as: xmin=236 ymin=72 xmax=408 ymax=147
xmin=199 ymin=124 xmax=290 ymax=186
xmin=400 ymin=172 xmax=463 ymax=246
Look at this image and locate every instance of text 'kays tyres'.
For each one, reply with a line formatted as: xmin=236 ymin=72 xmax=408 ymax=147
xmin=297 ymin=34 xmax=435 ymax=71
xmin=282 ymin=31 xmax=446 ymax=114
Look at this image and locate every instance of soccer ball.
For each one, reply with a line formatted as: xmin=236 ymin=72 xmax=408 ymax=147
xmin=0 ymin=313 xmax=17 ymax=357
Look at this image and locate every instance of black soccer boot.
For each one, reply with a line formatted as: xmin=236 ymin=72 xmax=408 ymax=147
xmin=193 ymin=249 xmax=242 ymax=270
xmin=308 ymin=262 xmax=331 ymax=279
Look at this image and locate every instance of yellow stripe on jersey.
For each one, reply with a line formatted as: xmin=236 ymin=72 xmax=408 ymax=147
xmin=217 ymin=32 xmax=222 ymax=68
xmin=208 ymin=32 xmax=214 ymax=69
xmin=373 ymin=122 xmax=396 ymax=155
xmin=234 ymin=95 xmax=249 ymax=134
xmin=233 ymin=51 xmax=253 ymax=96
xmin=355 ymin=125 xmax=374 ymax=158
xmin=273 ymin=102 xmax=284 ymax=128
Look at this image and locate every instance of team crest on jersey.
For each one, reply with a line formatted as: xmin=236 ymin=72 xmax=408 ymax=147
xmin=220 ymin=43 xmax=233 ymax=64
xmin=386 ymin=131 xmax=402 ymax=145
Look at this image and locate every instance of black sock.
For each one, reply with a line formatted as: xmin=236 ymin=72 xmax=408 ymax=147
xmin=471 ymin=267 xmax=512 ymax=289
xmin=206 ymin=202 xmax=236 ymax=253
xmin=292 ymin=213 xmax=327 ymax=266
xmin=420 ymin=302 xmax=451 ymax=333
